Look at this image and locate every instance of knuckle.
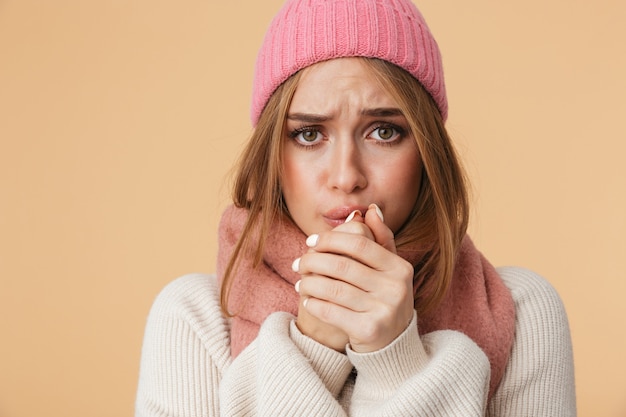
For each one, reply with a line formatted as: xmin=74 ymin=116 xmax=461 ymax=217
xmin=353 ymin=235 xmax=370 ymax=253
xmin=327 ymin=280 xmax=344 ymax=301
xmin=333 ymin=256 xmax=352 ymax=275
xmin=398 ymin=259 xmax=415 ymax=280
xmin=316 ymin=302 xmax=334 ymax=322
xmin=389 ymin=281 xmax=414 ymax=313
xmin=390 ymin=281 xmax=409 ymax=302
xmin=396 ymin=276 xmax=412 ymax=296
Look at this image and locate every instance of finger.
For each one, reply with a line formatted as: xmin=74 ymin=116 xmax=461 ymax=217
xmin=295 ymin=250 xmax=413 ymax=309
xmin=344 ymin=209 xmax=364 ymax=224
xmin=300 ymin=295 xmax=361 ymax=336
xmin=295 ymin=251 xmax=375 ymax=290
xmin=297 ymin=275 xmax=370 ymax=312
xmin=330 ymin=218 xmax=374 ymax=241
xmin=304 ymin=230 xmax=393 ymax=271
xmin=364 ymin=203 xmax=397 ymax=254
xmin=302 ymin=296 xmax=406 ymax=353
xmin=295 ymin=297 xmax=349 ymax=351
xmin=329 ymin=210 xmax=377 ymax=241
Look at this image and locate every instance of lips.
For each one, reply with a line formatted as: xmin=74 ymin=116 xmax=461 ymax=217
xmin=323 ymin=205 xmax=369 ymax=227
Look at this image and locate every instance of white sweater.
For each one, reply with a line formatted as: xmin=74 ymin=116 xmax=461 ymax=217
xmin=135 ymin=267 xmax=576 ymax=416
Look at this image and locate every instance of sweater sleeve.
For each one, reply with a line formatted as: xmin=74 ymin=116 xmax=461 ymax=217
xmin=219 ymin=312 xmax=353 ymax=416
xmin=136 ymin=273 xmax=354 ymax=417
xmin=135 ymin=273 xmax=232 ymax=417
xmin=346 ymin=314 xmax=491 ymax=416
xmin=487 ymin=267 xmax=577 ymax=416
xmin=337 ymin=267 xmax=576 ymax=417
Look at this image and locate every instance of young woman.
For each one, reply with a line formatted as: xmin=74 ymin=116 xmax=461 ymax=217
xmin=136 ymin=0 xmax=576 ymax=415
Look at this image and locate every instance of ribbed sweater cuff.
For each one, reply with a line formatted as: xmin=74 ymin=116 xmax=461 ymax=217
xmin=290 ymin=320 xmax=353 ymax=397
xmin=346 ymin=311 xmax=427 ymax=399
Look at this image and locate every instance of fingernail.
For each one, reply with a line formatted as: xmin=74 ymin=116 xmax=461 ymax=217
xmin=345 ymin=209 xmax=362 ymax=223
xmin=295 ymin=280 xmax=301 ymax=293
xmin=292 ymin=257 xmax=300 ymax=272
xmin=370 ymin=203 xmax=384 ymax=222
xmin=303 ymin=297 xmax=309 ymax=308
xmin=306 ymin=234 xmax=319 ymax=247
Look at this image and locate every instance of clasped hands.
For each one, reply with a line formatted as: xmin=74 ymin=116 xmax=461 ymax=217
xmin=293 ymin=204 xmax=415 ymax=353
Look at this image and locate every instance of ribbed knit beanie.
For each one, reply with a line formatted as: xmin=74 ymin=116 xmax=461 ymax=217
xmin=251 ymin=0 xmax=447 ymax=126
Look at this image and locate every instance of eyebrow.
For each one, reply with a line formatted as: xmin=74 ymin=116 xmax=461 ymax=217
xmin=286 ymin=107 xmax=404 ymax=122
xmin=361 ymin=107 xmax=404 ymax=117
xmin=286 ymin=113 xmax=330 ymax=123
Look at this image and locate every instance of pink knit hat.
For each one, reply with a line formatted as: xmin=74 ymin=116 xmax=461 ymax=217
xmin=251 ymin=0 xmax=447 ymax=126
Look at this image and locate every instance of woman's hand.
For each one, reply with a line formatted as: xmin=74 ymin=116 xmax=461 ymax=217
xmin=293 ymin=209 xmax=373 ymax=352
xmin=294 ymin=204 xmax=415 ymax=353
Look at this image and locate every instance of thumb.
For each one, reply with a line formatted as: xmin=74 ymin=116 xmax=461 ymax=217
xmin=364 ymin=204 xmax=397 ymax=254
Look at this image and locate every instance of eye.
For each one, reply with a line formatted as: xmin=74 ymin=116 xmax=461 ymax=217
xmin=290 ymin=128 xmax=323 ymax=145
xmin=369 ymin=125 xmax=403 ymax=142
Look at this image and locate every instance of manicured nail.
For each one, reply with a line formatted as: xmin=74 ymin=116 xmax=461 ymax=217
xmin=306 ymin=234 xmax=319 ymax=247
xmin=291 ymin=257 xmax=300 ymax=272
xmin=370 ymin=203 xmax=384 ymax=222
xmin=345 ymin=209 xmax=362 ymax=223
xmin=294 ymin=280 xmax=301 ymax=293
xmin=303 ymin=297 xmax=309 ymax=308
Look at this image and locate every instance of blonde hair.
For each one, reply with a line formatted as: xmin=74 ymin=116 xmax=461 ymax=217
xmin=220 ymin=58 xmax=468 ymax=316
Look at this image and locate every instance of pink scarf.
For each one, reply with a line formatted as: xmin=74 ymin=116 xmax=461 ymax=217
xmin=217 ymin=205 xmax=516 ymax=399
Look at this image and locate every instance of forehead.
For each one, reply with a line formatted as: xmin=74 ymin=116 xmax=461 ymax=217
xmin=289 ymin=58 xmax=399 ymax=112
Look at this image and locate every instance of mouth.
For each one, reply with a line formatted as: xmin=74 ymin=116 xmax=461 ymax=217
xmin=322 ymin=205 xmax=369 ymax=227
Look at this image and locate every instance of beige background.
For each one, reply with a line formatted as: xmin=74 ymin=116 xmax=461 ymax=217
xmin=1 ymin=0 xmax=625 ymax=416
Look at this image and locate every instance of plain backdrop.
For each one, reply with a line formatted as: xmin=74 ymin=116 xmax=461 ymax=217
xmin=1 ymin=1 xmax=625 ymax=416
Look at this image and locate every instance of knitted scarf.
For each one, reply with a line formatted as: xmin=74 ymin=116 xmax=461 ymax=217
xmin=216 ymin=205 xmax=516 ymax=399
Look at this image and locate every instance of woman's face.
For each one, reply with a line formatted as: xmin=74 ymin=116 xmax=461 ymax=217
xmin=281 ymin=58 xmax=422 ymax=236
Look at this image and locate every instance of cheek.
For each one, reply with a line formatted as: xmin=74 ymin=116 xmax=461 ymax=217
xmin=377 ymin=151 xmax=421 ymax=190
xmin=398 ymin=155 xmax=422 ymax=198
xmin=398 ymin=157 xmax=422 ymax=190
xmin=281 ymin=157 xmax=298 ymax=194
xmin=281 ymin=152 xmax=313 ymax=205
xmin=377 ymin=153 xmax=422 ymax=228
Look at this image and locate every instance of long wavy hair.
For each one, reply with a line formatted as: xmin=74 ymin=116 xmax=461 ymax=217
xmin=220 ymin=57 xmax=469 ymax=316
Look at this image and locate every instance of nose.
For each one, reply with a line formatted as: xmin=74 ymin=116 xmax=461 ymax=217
xmin=326 ymin=139 xmax=368 ymax=193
